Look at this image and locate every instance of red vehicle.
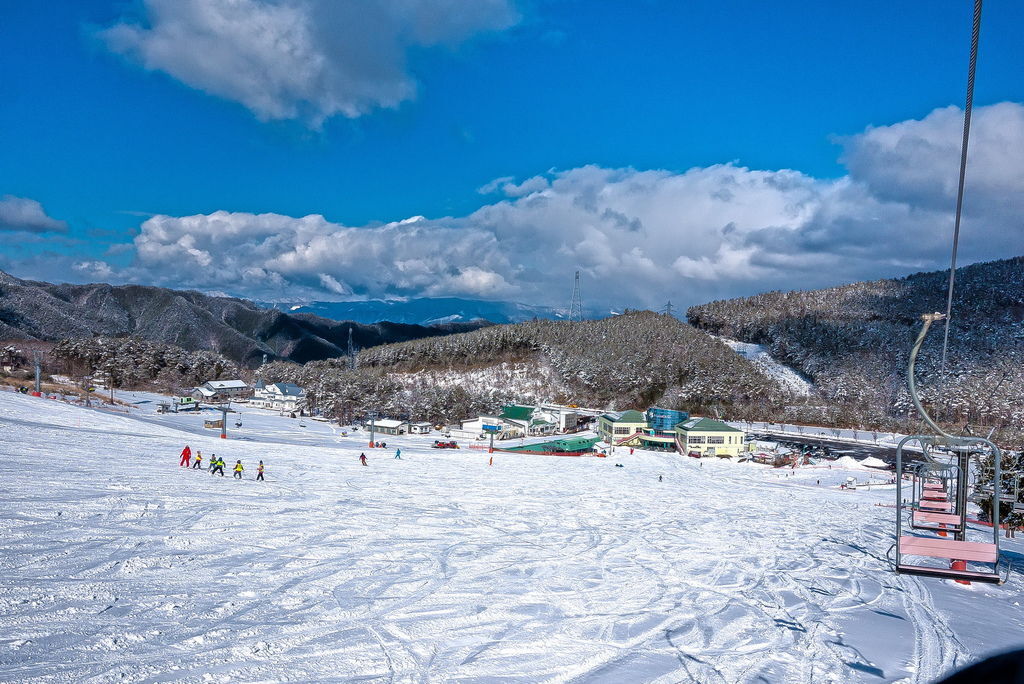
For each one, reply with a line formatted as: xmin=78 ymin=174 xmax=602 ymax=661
xmin=687 ymin=450 xmax=703 ymax=459
xmin=433 ymin=440 xmax=459 ymax=449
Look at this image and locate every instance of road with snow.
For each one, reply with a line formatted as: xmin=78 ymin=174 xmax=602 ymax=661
xmin=1 ymin=391 xmax=1022 ymax=682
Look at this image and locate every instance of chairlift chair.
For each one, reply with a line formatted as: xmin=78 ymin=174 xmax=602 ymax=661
xmin=890 ymin=314 xmax=1007 ymax=584
xmin=910 ymin=461 xmax=964 ymax=533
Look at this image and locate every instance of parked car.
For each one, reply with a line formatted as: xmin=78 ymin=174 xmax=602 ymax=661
xmin=432 ymin=440 xmax=459 ymax=449
xmin=687 ymin=450 xmax=702 ymax=459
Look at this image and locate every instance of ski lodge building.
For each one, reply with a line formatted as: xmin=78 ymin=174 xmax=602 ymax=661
xmin=597 ymin=410 xmax=648 ymax=446
xmin=251 ymin=381 xmax=305 ymax=412
xmin=192 ymin=379 xmax=250 ymax=403
xmin=675 ymin=417 xmax=745 ymax=457
xmin=460 ymin=404 xmax=579 ymax=440
xmin=597 ymin=407 xmax=747 ymax=456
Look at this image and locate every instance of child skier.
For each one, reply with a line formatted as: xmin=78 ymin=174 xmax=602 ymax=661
xmin=256 ymin=460 xmax=264 ymax=481
xmin=394 ymin=448 xmax=401 ymax=459
xmin=359 ymin=453 xmax=368 ymax=466
xmin=233 ymin=460 xmax=244 ymax=479
xmin=192 ymin=451 xmax=203 ymax=469
xmin=211 ymin=456 xmax=224 ymax=476
xmin=179 ymin=445 xmax=192 ymax=467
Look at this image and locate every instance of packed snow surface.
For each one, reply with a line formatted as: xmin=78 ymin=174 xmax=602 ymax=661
xmin=718 ymin=337 xmax=814 ymax=396
xmin=1 ymin=392 xmax=1023 ymax=682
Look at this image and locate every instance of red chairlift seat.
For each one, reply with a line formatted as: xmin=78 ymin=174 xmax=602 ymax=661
xmin=919 ymin=500 xmax=954 ymax=511
xmin=894 ymin=536 xmax=1001 ymax=583
xmin=911 ymin=510 xmax=963 ymax=532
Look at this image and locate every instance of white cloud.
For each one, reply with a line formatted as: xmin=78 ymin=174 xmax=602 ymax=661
xmin=40 ymin=102 xmax=1024 ymax=310
xmin=72 ymin=260 xmax=114 ymax=280
xmin=0 ymin=195 xmax=68 ymax=233
xmin=100 ymin=0 xmax=519 ymax=126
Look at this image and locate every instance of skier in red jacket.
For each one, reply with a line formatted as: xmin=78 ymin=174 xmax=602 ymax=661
xmin=179 ymin=445 xmax=192 ymax=467
xmin=359 ymin=453 xmax=368 ymax=466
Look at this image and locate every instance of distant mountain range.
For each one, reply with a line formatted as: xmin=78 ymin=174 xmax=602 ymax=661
xmin=267 ymin=297 xmax=603 ymax=326
xmin=0 ymin=271 xmax=487 ymax=367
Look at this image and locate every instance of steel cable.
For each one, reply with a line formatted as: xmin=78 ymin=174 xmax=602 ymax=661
xmin=941 ymin=0 xmax=984 ymax=372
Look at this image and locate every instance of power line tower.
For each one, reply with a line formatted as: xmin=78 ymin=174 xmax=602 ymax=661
xmin=347 ymin=327 xmax=358 ymax=370
xmin=568 ymin=271 xmax=583 ymax=322
xmin=660 ymin=301 xmax=675 ymax=317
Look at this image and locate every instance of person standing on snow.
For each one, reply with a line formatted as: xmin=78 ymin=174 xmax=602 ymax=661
xmin=179 ymin=445 xmax=192 ymax=467
xmin=233 ymin=460 xmax=244 ymax=479
xmin=256 ymin=460 xmax=265 ymax=481
xmin=192 ymin=451 xmax=203 ymax=470
xmin=394 ymin=448 xmax=401 ymax=459
xmin=359 ymin=453 xmax=368 ymax=466
xmin=211 ymin=455 xmax=224 ymax=476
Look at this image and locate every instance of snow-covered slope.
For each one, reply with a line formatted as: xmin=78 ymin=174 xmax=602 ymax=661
xmin=718 ymin=336 xmax=815 ymax=396
xmin=1 ymin=392 xmax=1022 ymax=682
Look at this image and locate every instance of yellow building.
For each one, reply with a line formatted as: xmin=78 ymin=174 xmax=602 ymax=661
xmin=675 ymin=417 xmax=746 ymax=457
xmin=597 ymin=410 xmax=647 ymax=446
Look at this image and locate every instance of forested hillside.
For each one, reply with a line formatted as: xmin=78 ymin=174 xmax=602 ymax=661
xmin=687 ymin=257 xmax=1024 ymax=435
xmin=0 ymin=270 xmax=486 ymax=366
xmin=256 ymin=311 xmax=789 ymax=424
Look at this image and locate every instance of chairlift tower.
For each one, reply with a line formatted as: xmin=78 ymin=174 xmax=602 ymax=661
xmin=32 ymin=350 xmax=42 ymax=393
xmin=568 ymin=271 xmax=583 ymax=322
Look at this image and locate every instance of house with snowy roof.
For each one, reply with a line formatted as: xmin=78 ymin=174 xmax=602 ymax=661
xmin=251 ymin=381 xmax=305 ymax=413
xmin=192 ymin=379 xmax=250 ymax=402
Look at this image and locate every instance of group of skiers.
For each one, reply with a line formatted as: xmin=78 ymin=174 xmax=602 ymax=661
xmin=358 ymin=447 xmax=405 ymax=465
xmin=178 ymin=445 xmax=264 ymax=481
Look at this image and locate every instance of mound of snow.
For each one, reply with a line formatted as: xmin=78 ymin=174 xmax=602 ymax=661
xmin=832 ymin=455 xmax=863 ymax=469
xmin=859 ymin=456 xmax=889 ymax=469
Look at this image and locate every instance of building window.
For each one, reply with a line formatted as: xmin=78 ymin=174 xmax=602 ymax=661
xmin=688 ymin=435 xmax=705 ymax=444
xmin=708 ymin=436 xmax=725 ymax=445
xmin=614 ymin=427 xmax=631 ymax=435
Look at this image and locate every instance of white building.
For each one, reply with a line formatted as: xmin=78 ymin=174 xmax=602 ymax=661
xmin=408 ymin=422 xmax=433 ymax=434
xmin=192 ymin=379 xmax=250 ymax=402
xmin=460 ymin=415 xmax=523 ymax=440
xmin=367 ymin=418 xmax=407 ymax=436
xmin=251 ymin=381 xmax=305 ymax=413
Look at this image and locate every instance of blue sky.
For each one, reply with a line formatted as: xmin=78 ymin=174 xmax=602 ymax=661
xmin=1 ymin=1 xmax=1022 ymax=309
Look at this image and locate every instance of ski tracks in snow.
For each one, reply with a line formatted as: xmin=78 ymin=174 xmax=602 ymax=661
xmin=2 ymin=392 xmax=1022 ymax=682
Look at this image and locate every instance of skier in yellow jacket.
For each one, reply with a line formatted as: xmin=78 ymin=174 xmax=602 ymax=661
xmin=233 ymin=460 xmax=244 ymax=479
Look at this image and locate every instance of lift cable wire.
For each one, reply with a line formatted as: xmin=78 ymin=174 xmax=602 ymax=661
xmin=941 ymin=0 xmax=983 ymax=372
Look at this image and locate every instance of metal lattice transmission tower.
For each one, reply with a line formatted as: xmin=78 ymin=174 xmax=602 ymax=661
xmin=568 ymin=271 xmax=583 ymax=322
xmin=661 ymin=301 xmax=675 ymax=317
xmin=347 ymin=327 xmax=358 ymax=370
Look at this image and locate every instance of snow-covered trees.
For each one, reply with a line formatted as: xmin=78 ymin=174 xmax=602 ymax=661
xmin=255 ymin=311 xmax=789 ymax=424
xmin=688 ymin=256 xmax=1024 ymax=443
xmin=52 ymin=337 xmax=241 ymax=392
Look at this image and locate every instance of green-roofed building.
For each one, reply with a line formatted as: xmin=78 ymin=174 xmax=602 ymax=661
xmin=504 ymin=436 xmax=600 ymax=454
xmin=675 ymin=417 xmax=746 ymax=457
xmin=597 ymin=409 xmax=648 ymax=446
xmin=500 ymin=404 xmax=534 ymax=422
